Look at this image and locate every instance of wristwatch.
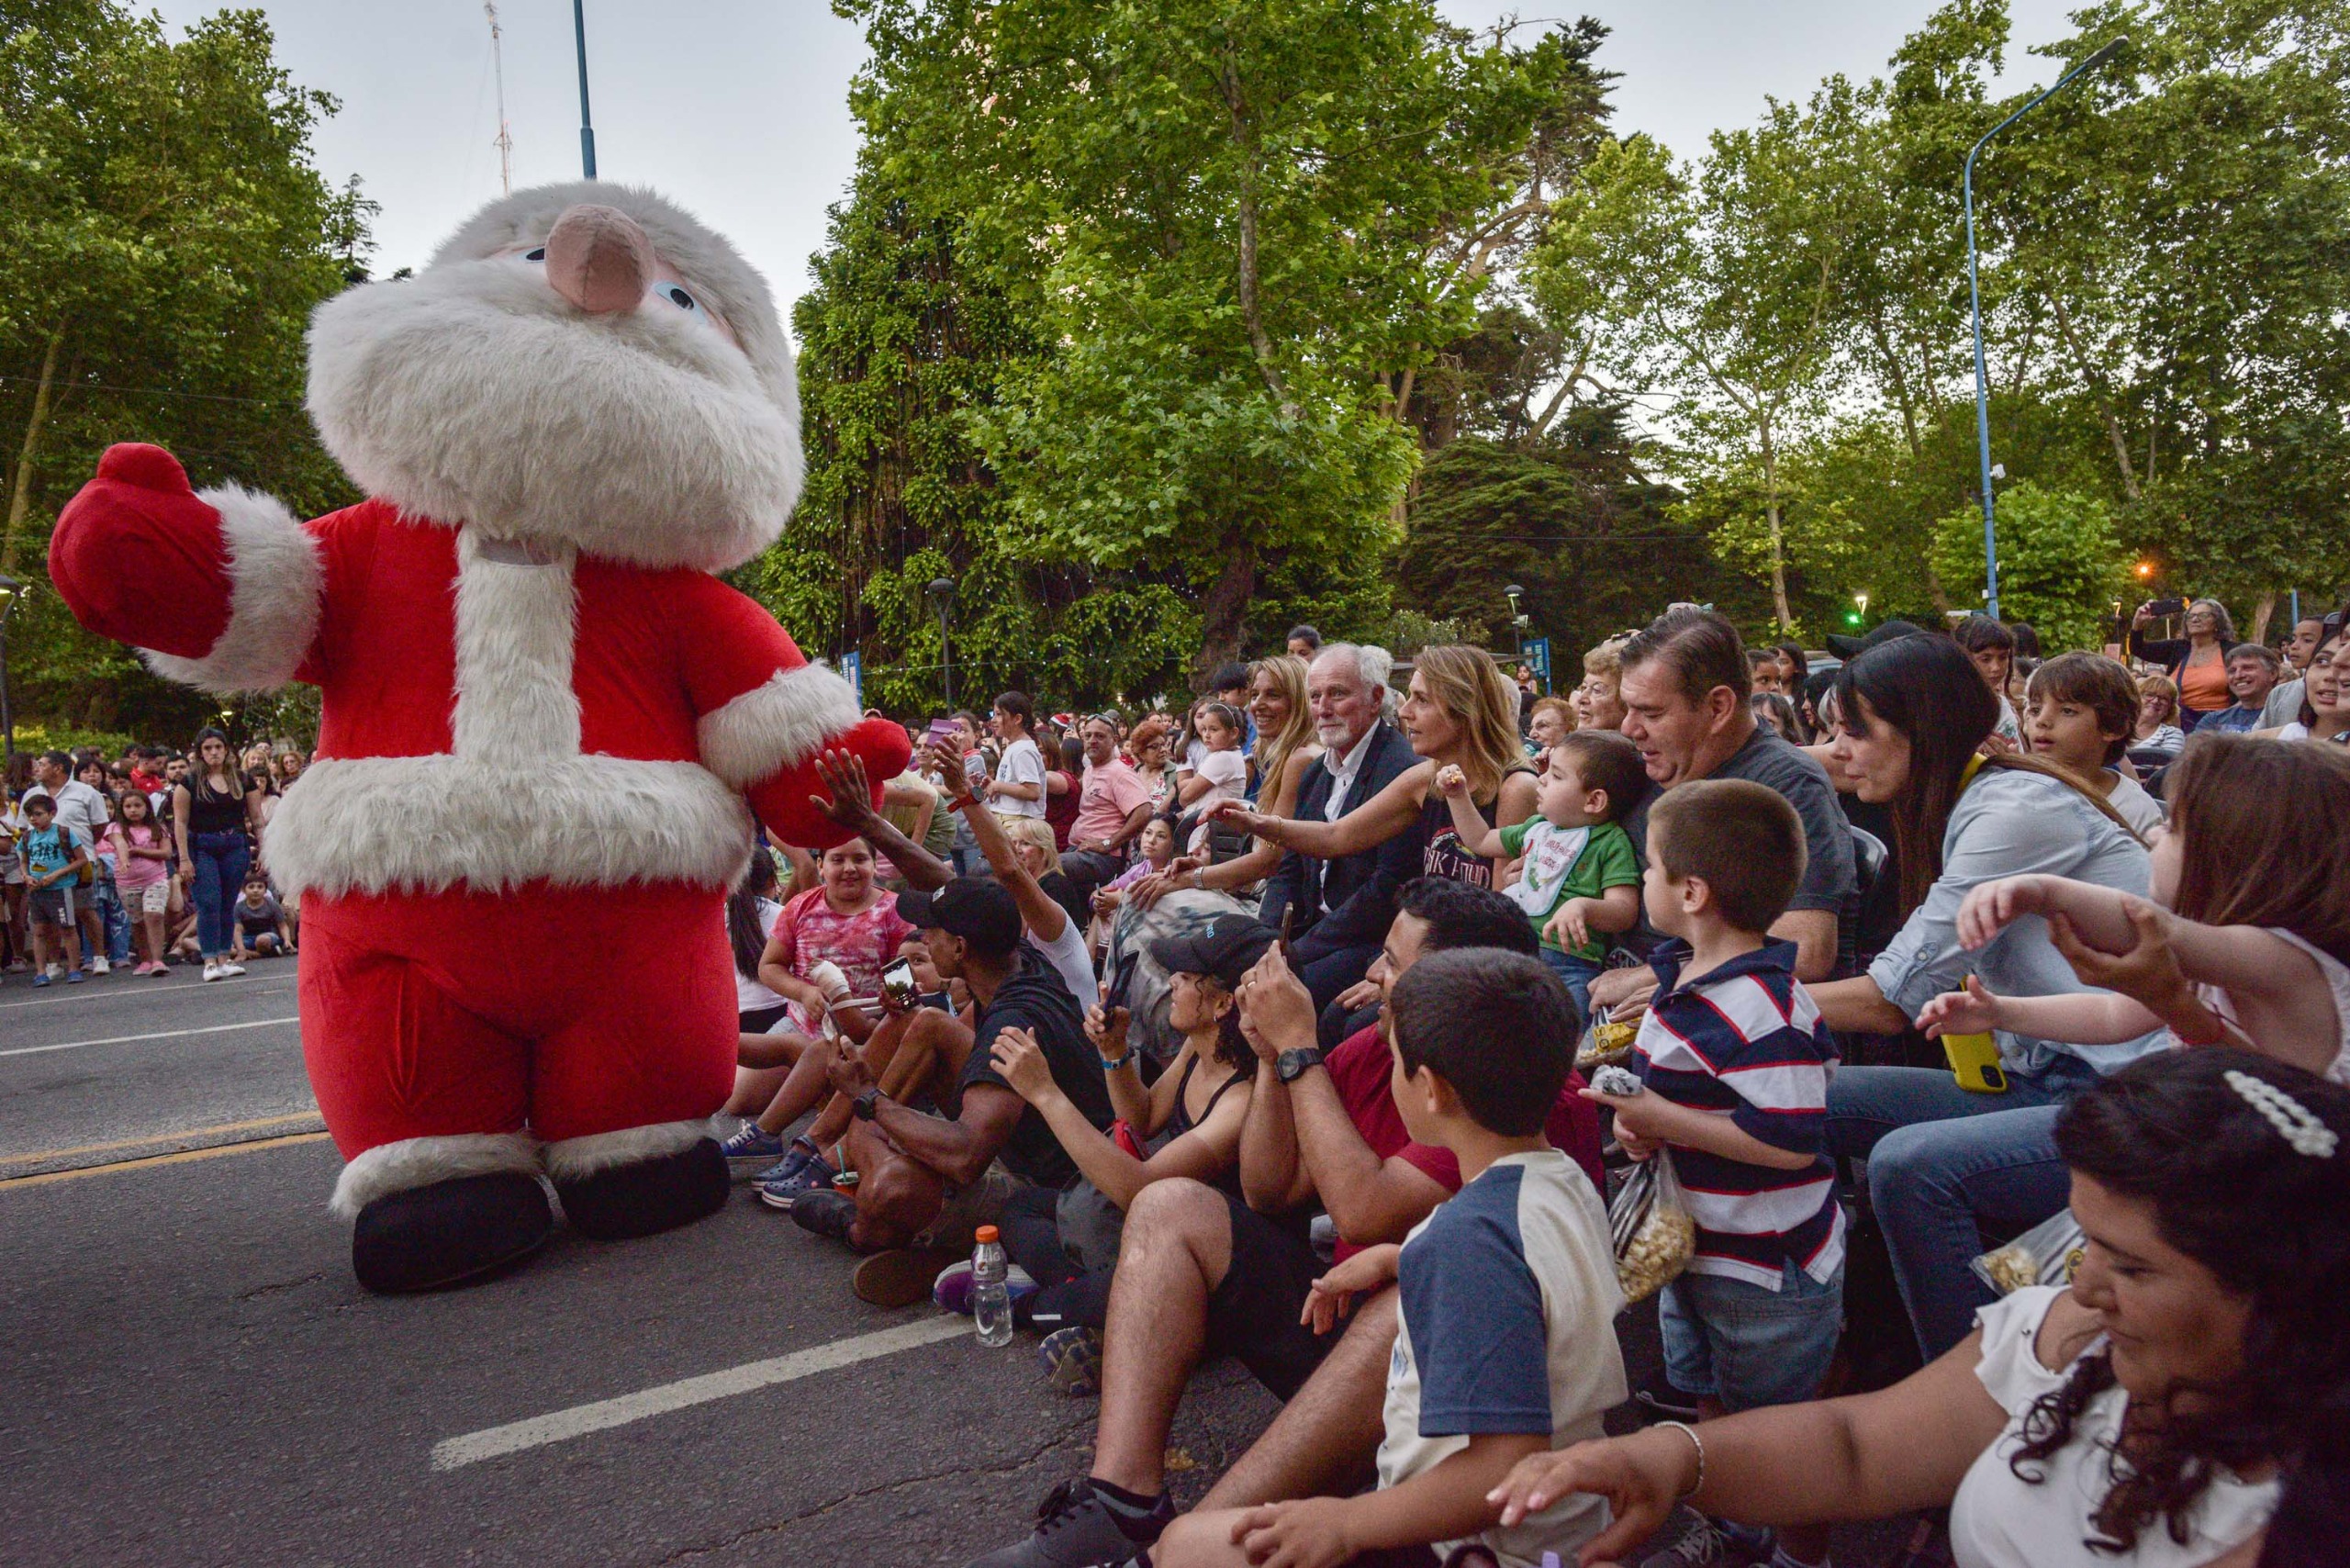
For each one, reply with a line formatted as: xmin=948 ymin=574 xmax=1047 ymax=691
xmin=1275 ymin=1047 xmax=1326 ymax=1084
xmin=852 ymin=1088 xmax=884 ymax=1121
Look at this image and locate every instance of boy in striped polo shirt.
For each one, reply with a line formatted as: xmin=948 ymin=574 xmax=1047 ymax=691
xmin=1583 ymin=778 xmax=1841 ymax=1568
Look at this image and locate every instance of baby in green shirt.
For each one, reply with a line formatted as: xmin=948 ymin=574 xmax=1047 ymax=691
xmin=1438 ymin=729 xmax=1648 ymax=1025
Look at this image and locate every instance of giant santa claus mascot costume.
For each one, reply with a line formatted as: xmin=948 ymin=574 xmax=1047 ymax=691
xmin=50 ymin=184 xmax=911 ymax=1293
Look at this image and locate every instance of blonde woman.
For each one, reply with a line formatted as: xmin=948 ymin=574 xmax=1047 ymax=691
xmin=1002 ymin=812 xmax=1092 ymax=935
xmin=1206 ymin=644 xmax=1538 ymax=890
xmin=1572 ymin=639 xmax=1630 ymax=731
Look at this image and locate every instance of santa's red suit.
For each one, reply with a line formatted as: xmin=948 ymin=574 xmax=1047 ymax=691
xmin=50 ymin=184 xmax=910 ymax=1290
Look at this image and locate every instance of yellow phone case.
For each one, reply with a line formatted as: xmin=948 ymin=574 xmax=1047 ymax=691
xmin=1942 ymin=1032 xmax=2009 ymax=1094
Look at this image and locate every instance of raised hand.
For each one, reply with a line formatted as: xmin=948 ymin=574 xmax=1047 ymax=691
xmin=1918 ymin=974 xmax=2006 ymax=1039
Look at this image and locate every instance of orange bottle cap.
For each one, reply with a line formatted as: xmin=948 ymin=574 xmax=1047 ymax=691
xmin=975 ymin=1225 xmax=1001 ymax=1243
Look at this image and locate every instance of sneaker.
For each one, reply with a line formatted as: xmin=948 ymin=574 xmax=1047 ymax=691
xmin=718 ymin=1123 xmax=789 ymax=1172
xmin=754 ymin=1149 xmax=839 ymax=1210
xmin=218 ymin=959 xmax=246 ymax=977
xmin=45 ymin=963 xmax=62 ymax=980
xmin=203 ymin=962 xmax=223 ymax=982
xmin=964 ymin=1477 xmax=1170 ymax=1568
xmin=853 ymin=1246 xmax=963 ymax=1309
xmin=65 ymin=969 xmax=84 ymax=984
xmin=932 ymin=1260 xmax=1039 ymax=1316
xmin=1038 ymin=1326 xmax=1103 ymax=1396
xmin=1637 ymin=1508 xmax=1774 ymax=1568
xmin=89 ymin=956 xmax=110 ymax=975
xmin=789 ymin=1188 xmax=858 ymax=1241
xmin=30 ymin=972 xmax=50 ymax=988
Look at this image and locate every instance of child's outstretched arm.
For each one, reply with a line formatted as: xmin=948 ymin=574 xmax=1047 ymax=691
xmin=1917 ymin=974 xmax=2162 ymax=1047
xmin=1433 ymin=765 xmax=1508 ymax=860
xmin=1221 ymin=1433 xmax=1549 ymax=1565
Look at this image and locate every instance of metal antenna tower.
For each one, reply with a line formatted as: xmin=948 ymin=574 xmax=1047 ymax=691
xmin=485 ymin=1 xmax=513 ymax=195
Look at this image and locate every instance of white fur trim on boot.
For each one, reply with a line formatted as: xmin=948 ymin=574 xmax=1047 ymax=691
xmin=140 ymin=485 xmax=323 ymax=694
xmin=695 ymin=663 xmax=864 ymax=788
xmin=329 ymin=1131 xmax=542 ymax=1220
xmin=542 ymin=1118 xmax=715 ymax=1183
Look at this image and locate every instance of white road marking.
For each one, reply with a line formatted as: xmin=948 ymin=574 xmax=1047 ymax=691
xmin=0 ymin=1015 xmax=299 ymax=1059
xmin=431 ymin=1316 xmax=972 ymax=1471
xmin=0 ymin=980 xmax=293 ymax=1012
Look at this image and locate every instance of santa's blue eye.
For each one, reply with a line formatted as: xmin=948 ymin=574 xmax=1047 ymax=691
xmin=525 ymin=247 xmax=545 ymax=261
xmin=662 ymin=285 xmax=697 ymax=310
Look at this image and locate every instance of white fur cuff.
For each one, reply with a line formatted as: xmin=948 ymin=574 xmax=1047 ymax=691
xmin=329 ymin=1131 xmax=542 ymax=1219
xmin=542 ymin=1118 xmax=715 ymax=1182
xmin=696 ymin=663 xmax=865 ymax=788
xmin=140 ymin=484 xmax=323 ymax=694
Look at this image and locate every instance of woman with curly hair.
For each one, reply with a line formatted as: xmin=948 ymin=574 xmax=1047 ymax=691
xmin=1487 ymin=1047 xmax=2340 ymax=1567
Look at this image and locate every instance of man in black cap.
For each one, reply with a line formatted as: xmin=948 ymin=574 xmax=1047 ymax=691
xmin=797 ymin=875 xmax=1112 ymax=1306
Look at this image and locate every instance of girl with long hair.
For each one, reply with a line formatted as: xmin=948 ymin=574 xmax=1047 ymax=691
xmin=2263 ymin=633 xmax=2348 ymax=745
xmin=108 ymin=789 xmax=175 ymax=975
xmin=727 ymin=848 xmax=789 ymax=1034
xmin=1206 ymin=644 xmax=1538 ymax=891
xmin=1488 ymin=1048 xmax=2336 ymax=1568
xmin=1922 ymin=734 xmax=2350 ymax=1084
xmin=173 ymin=728 xmax=266 ymax=981
xmin=1806 ymin=635 xmax=2159 ymax=1360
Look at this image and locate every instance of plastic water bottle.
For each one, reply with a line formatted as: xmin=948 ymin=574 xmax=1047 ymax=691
xmin=972 ymin=1225 xmax=1013 ymax=1346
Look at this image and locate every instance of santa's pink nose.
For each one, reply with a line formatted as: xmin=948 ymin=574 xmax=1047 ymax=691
xmin=543 ymin=204 xmax=655 ymax=315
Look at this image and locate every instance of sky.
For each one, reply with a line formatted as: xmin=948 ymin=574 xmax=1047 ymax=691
xmin=148 ymin=0 xmax=2087 ymax=319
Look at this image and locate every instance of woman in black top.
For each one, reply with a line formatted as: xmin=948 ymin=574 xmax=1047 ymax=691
xmin=2127 ymin=597 xmax=2240 ymax=731
xmin=173 ymin=728 xmax=266 ymax=981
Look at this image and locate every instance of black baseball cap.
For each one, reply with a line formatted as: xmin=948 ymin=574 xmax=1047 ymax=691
xmin=1148 ymin=914 xmax=1279 ymax=990
xmin=896 ymin=879 xmax=1022 ymax=956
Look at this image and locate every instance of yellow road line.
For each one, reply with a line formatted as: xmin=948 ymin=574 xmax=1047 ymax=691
xmin=1 ymin=1112 xmax=323 ymax=1167
xmin=0 ymin=1132 xmax=331 ymax=1190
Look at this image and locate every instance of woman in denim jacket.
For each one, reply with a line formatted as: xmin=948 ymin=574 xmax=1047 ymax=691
xmin=1809 ymin=636 xmax=2158 ymax=1360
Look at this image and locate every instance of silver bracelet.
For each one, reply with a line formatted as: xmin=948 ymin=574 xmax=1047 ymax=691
xmin=1655 ymin=1420 xmax=1705 ymax=1500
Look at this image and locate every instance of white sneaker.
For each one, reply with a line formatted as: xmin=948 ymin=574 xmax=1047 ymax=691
xmin=90 ymin=957 xmax=110 ymax=975
xmin=218 ymin=960 xmax=246 ymax=977
xmin=203 ymin=961 xmax=223 ymax=982
xmin=45 ymin=963 xmax=63 ymax=980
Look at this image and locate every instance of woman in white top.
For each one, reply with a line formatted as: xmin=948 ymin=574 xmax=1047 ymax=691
xmin=1488 ymin=1049 xmax=2342 ymax=1568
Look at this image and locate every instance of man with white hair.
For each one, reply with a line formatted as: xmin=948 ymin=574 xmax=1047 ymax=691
xmin=1250 ymin=642 xmax=1421 ymax=1012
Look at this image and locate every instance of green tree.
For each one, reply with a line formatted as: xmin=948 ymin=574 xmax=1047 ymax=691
xmin=840 ymin=0 xmax=1583 ymax=679
xmin=1930 ymin=479 xmax=2128 ymax=653
xmin=0 ymin=2 xmax=366 ymax=737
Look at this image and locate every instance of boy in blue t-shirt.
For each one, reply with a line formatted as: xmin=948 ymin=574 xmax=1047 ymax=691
xmin=1583 ymin=778 xmax=1842 ymax=1568
xmin=20 ymin=794 xmax=90 ymax=985
xmin=1157 ymin=948 xmax=1625 ymax=1568
xmin=1436 ymin=728 xmax=1649 ymax=1025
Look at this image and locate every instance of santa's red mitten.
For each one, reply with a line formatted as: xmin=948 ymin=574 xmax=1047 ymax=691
xmin=749 ymin=715 xmax=916 ymax=852
xmin=51 ymin=442 xmax=237 ymax=658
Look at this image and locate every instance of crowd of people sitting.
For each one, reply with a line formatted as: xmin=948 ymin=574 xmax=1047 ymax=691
xmin=10 ymin=596 xmax=2346 ymax=1568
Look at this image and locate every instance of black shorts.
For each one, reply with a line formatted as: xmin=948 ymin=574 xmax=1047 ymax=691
xmin=738 ymin=1002 xmax=791 ymax=1034
xmin=1203 ymin=1193 xmax=1332 ymax=1401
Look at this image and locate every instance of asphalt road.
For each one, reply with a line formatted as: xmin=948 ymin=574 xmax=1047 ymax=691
xmin=0 ymin=964 xmax=1917 ymax=1568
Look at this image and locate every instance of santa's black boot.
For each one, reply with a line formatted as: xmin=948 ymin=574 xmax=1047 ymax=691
xmin=352 ymin=1172 xmax=554 ymax=1294
xmin=554 ymin=1137 xmax=729 ymax=1240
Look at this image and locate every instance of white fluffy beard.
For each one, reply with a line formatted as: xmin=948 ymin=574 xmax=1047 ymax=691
xmin=307 ymin=261 xmax=802 ymax=572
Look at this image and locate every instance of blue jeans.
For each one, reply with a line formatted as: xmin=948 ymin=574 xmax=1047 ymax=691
xmin=189 ymin=831 xmax=251 ymax=959
xmin=1661 ymin=1257 xmax=1845 ymax=1412
xmin=1539 ymin=947 xmax=1602 ymax=1029
xmin=1826 ymin=1058 xmax=2099 ymax=1361
xmin=93 ymin=876 xmax=131 ymax=963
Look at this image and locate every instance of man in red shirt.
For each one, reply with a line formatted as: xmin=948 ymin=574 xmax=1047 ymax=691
xmin=969 ymin=879 xmax=1602 ymax=1568
xmin=1058 ymin=714 xmax=1158 ymax=902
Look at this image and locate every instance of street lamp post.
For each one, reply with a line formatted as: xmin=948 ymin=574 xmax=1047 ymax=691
xmin=1964 ymin=35 xmax=2126 ymax=620
xmin=572 ymin=0 xmax=598 ymax=178
xmin=928 ymin=577 xmax=957 ymax=710
xmin=1505 ymin=584 xmax=1527 ymax=660
xmin=0 ymin=574 xmax=21 ymax=763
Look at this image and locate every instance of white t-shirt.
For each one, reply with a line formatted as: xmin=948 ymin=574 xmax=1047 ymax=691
xmin=24 ymin=779 xmax=109 ymax=846
xmin=1023 ymin=908 xmax=1096 ymax=1007
xmin=993 ymin=735 xmax=1047 ymax=819
xmin=1380 ymin=1148 xmax=1626 ymax=1567
xmin=2100 ymin=772 xmax=2165 ymax=837
xmin=1950 ymin=1285 xmax=2277 ymax=1568
xmin=735 ymin=898 xmax=787 ymax=1014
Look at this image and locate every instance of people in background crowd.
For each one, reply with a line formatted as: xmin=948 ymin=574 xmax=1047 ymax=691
xmin=2266 ymin=633 xmax=2347 ymax=745
xmin=982 ymin=690 xmax=1048 ymax=821
xmin=1285 ymin=624 xmax=1322 ymax=660
xmin=171 ymin=729 xmax=265 ymax=984
xmin=1060 ymin=715 xmax=1158 ymax=903
xmin=2199 ymin=643 xmax=2284 ymax=734
xmin=1953 ymin=613 xmax=2023 ymax=749
xmin=1807 ymin=635 xmax=2161 ymax=1360
xmin=2132 ymin=673 xmax=2188 ymax=756
xmin=1526 ymin=694 xmax=1575 ymax=768
xmin=1572 ymin=637 xmax=1629 ymax=732
xmin=2129 ymin=597 xmax=2239 ymax=731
